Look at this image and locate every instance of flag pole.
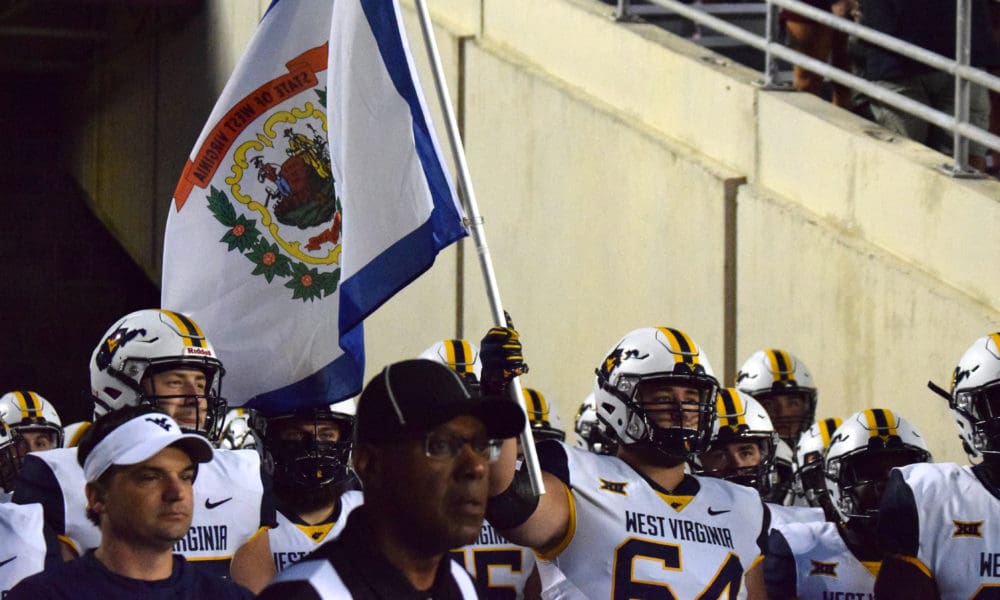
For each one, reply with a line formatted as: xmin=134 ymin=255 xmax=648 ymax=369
xmin=413 ymin=0 xmax=545 ymax=496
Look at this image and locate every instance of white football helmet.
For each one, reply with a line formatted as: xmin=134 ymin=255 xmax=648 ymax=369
xmin=419 ymin=339 xmax=482 ymax=391
xmin=218 ymin=408 xmax=264 ymax=451
xmin=595 ymin=326 xmax=719 ymax=460
xmin=825 ymin=409 xmax=930 ymax=528
xmin=949 ymin=333 xmax=1000 ymax=459
xmin=695 ymin=388 xmax=780 ymax=498
xmin=0 ymin=421 xmax=22 ymax=492
xmin=265 ymin=398 xmax=356 ymax=495
xmin=794 ymin=417 xmax=843 ymax=507
xmin=523 ymin=388 xmax=566 ymax=442
xmin=574 ymin=393 xmax=616 ymax=455
xmin=62 ymin=421 xmax=92 ymax=449
xmin=736 ymin=349 xmax=818 ymax=447
xmin=89 ymin=309 xmax=227 ymax=440
xmin=0 ymin=391 xmax=64 ymax=449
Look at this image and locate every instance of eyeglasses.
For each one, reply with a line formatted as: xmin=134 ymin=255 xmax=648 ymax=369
xmin=424 ymin=431 xmax=503 ymax=463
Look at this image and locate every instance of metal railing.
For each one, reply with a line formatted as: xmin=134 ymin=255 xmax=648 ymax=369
xmin=615 ymin=0 xmax=1000 ymax=177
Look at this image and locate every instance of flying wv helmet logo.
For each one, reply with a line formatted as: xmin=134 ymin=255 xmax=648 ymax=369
xmin=95 ymin=327 xmax=148 ymax=371
xmin=193 ymin=44 xmax=342 ymax=302
xmin=952 ymin=364 xmax=980 ymax=392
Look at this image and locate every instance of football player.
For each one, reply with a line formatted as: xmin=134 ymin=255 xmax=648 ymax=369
xmin=574 ymin=393 xmax=617 ymax=456
xmin=767 ymin=409 xmax=930 ymax=599
xmin=419 ymin=338 xmax=482 ymax=392
xmin=11 ymin=309 xmax=277 ymax=592
xmin=0 ymin=419 xmax=61 ymax=594
xmin=218 ymin=407 xmax=263 ymax=451
xmin=486 ymin=326 xmax=771 ymax=598
xmin=693 ymin=388 xmax=823 ymax=529
xmin=264 ymin=399 xmax=362 ymax=573
xmin=876 ymin=333 xmax=1000 ymax=598
xmin=60 ymin=421 xmax=92 ymax=449
xmin=793 ymin=417 xmax=843 ymax=512
xmin=736 ymin=349 xmax=818 ymax=448
xmin=0 ymin=391 xmax=64 ymax=452
xmin=524 ymin=388 xmax=566 ymax=443
xmin=421 ymin=338 xmax=541 ymax=599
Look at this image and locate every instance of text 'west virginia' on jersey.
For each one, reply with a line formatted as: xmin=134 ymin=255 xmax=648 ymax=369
xmin=12 ymin=446 xmax=276 ymax=578
xmin=879 ymin=462 xmax=1000 ymax=598
xmin=270 ymin=490 xmax=363 ymax=573
xmin=765 ymin=520 xmax=879 ymax=599
xmin=535 ymin=441 xmax=770 ymax=599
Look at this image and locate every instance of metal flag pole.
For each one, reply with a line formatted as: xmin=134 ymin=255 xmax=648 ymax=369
xmin=413 ymin=0 xmax=545 ymax=496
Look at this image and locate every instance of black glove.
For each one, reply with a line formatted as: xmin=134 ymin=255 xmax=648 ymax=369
xmin=480 ymin=319 xmax=529 ymax=396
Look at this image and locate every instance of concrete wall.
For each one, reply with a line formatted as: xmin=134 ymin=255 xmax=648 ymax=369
xmin=69 ymin=0 xmax=1000 ymax=463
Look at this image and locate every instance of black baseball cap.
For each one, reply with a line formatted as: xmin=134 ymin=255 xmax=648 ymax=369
xmin=356 ymin=359 xmax=526 ymax=444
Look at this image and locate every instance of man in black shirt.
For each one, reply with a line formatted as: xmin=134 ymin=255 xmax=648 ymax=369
xmin=8 ymin=405 xmax=253 ymax=599
xmin=258 ymin=359 xmax=526 ymax=599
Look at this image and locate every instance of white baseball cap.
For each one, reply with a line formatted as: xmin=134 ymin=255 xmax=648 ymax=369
xmin=82 ymin=413 xmax=214 ymax=482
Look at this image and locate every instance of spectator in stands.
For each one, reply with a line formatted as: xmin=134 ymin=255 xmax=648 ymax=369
xmin=783 ymin=0 xmax=854 ymax=108
xmin=860 ymin=0 xmax=1000 ymax=171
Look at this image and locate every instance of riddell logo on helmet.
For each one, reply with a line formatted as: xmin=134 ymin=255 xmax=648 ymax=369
xmin=185 ymin=347 xmax=214 ymax=357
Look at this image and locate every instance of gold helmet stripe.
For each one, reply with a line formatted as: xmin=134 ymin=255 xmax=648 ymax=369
xmin=766 ymin=349 xmax=795 ymax=383
xmin=819 ymin=417 xmax=843 ymax=448
xmin=524 ymin=388 xmax=549 ymax=421
xmin=158 ymin=310 xmax=207 ymax=348
xmin=717 ymin=388 xmax=745 ymax=429
xmin=67 ymin=422 xmax=92 ymax=448
xmin=15 ymin=391 xmax=42 ymax=420
xmin=990 ymin=333 xmax=1000 ymax=354
xmin=444 ymin=340 xmax=474 ymax=376
xmin=656 ymin=327 xmax=700 ymax=367
xmin=864 ymin=409 xmax=898 ymax=438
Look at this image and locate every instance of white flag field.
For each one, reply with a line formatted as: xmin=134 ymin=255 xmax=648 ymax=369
xmin=163 ymin=0 xmax=467 ymax=414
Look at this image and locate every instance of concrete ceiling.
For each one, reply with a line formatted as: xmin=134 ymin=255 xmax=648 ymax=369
xmin=0 ymin=0 xmax=203 ymax=75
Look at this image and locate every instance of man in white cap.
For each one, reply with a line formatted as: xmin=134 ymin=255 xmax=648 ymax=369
xmin=7 ymin=405 xmax=253 ymax=599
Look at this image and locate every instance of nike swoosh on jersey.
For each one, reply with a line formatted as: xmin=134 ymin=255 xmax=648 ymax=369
xmin=0 ymin=556 xmax=16 ymax=567
xmin=707 ymin=507 xmax=731 ymax=515
xmin=205 ymin=497 xmax=233 ymax=509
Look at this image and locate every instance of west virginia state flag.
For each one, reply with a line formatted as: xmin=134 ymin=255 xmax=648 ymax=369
xmin=163 ymin=0 xmax=466 ymax=415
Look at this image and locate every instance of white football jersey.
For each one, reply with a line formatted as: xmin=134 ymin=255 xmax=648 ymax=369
xmin=536 ymin=442 xmax=769 ymax=600
xmin=270 ymin=490 xmax=363 ymax=572
xmin=0 ymin=502 xmax=50 ymax=595
xmin=13 ymin=446 xmax=273 ymax=578
xmin=767 ymin=502 xmax=824 ymax=532
xmin=537 ymin=557 xmax=587 ymax=600
xmin=880 ymin=462 xmax=1000 ymax=599
xmin=766 ymin=521 xmax=878 ymax=598
xmin=450 ymin=519 xmax=537 ymax=599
